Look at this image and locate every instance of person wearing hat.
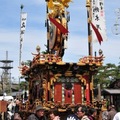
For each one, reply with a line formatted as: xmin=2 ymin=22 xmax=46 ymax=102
xmin=28 ymin=105 xmax=47 ymax=120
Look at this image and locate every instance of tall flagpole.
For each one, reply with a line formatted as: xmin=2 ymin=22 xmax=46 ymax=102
xmin=45 ymin=0 xmax=50 ymax=54
xmin=19 ymin=4 xmax=24 ymax=95
xmin=86 ymin=0 xmax=92 ymax=56
xmin=19 ymin=4 xmax=24 ymax=66
xmin=45 ymin=0 xmax=50 ymax=101
xmin=86 ymin=0 xmax=93 ymax=103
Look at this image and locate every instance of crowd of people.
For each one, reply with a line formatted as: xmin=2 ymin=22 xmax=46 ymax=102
xmin=1 ymin=98 xmax=120 ymax=120
xmin=30 ymin=104 xmax=120 ymax=120
xmin=26 ymin=104 xmax=97 ymax=120
xmin=102 ymin=104 xmax=120 ymax=120
xmin=0 ymin=98 xmax=21 ymax=120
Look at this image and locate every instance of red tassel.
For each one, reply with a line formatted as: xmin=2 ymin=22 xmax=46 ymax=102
xmin=49 ymin=16 xmax=69 ymax=34
xmin=90 ymin=22 xmax=103 ymax=45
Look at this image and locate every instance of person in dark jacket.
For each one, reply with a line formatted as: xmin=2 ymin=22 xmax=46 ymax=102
xmin=66 ymin=105 xmax=90 ymax=120
xmin=48 ymin=108 xmax=60 ymax=120
xmin=88 ymin=108 xmax=97 ymax=120
xmin=28 ymin=105 xmax=47 ymax=120
xmin=66 ymin=105 xmax=82 ymax=120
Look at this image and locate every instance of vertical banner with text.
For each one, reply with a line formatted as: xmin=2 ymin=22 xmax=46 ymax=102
xmin=92 ymin=0 xmax=107 ymax=43
xmin=20 ymin=12 xmax=27 ymax=47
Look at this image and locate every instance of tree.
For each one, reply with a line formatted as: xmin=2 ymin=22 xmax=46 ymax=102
xmin=93 ymin=63 xmax=120 ymax=89
xmin=20 ymin=81 xmax=28 ymax=91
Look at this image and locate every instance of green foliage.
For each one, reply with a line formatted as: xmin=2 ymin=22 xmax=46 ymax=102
xmin=93 ymin=63 xmax=120 ymax=89
xmin=24 ymin=60 xmax=31 ymax=66
xmin=20 ymin=81 xmax=28 ymax=90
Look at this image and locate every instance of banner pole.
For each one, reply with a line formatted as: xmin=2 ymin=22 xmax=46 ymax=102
xmin=19 ymin=4 xmax=24 ymax=97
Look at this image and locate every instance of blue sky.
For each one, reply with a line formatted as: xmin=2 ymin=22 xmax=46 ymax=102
xmin=0 ymin=0 xmax=120 ymax=82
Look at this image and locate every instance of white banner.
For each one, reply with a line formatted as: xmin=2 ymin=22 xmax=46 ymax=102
xmin=20 ymin=12 xmax=27 ymax=42
xmin=91 ymin=0 xmax=107 ymax=43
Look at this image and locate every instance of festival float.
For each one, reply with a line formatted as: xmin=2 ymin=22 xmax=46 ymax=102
xmin=19 ymin=0 xmax=106 ymax=115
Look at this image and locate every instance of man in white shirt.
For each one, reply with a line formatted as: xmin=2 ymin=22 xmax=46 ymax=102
xmin=113 ymin=112 xmax=120 ymax=120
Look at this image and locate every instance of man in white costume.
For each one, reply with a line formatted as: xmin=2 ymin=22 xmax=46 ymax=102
xmin=113 ymin=112 xmax=120 ymax=120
